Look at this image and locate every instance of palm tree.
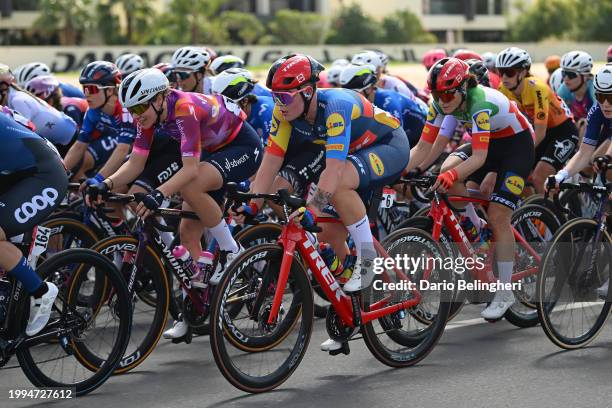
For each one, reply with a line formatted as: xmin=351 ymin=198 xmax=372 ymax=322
xmin=34 ymin=0 xmax=91 ymax=45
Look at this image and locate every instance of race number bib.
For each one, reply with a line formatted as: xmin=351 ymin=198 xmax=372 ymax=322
xmin=380 ymin=188 xmax=396 ymax=209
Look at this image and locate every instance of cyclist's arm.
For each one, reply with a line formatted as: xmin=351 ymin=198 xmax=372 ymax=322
xmin=450 ymin=111 xmax=490 ymax=179
xmin=417 ymin=115 xmax=457 ymax=171
xmin=63 ymin=141 xmax=88 ymax=172
xmin=97 ymin=142 xmax=130 ymax=178
xmin=249 ymin=152 xmax=284 ymax=210
xmin=106 ymin=151 xmax=147 ymax=188
xmin=157 ymin=156 xmax=199 ymax=197
xmin=404 ymin=104 xmax=443 ymax=172
xmin=561 ymin=143 xmax=596 ymax=177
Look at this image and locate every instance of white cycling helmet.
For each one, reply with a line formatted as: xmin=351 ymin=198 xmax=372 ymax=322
xmin=548 ymin=68 xmax=564 ymax=93
xmin=115 ymin=53 xmax=145 ymax=76
xmin=119 ymin=68 xmax=169 ymax=108
xmin=211 ymin=68 xmax=255 ymax=101
xmin=171 ymin=46 xmax=211 ymax=72
xmin=13 ymin=62 xmax=51 ymax=87
xmin=482 ymin=52 xmax=497 ymax=71
xmin=351 ymin=51 xmax=384 ymax=70
xmin=594 ymin=63 xmax=612 ymax=93
xmin=496 ymin=47 xmax=531 ymax=69
xmin=209 ymin=55 xmax=245 ymax=76
xmin=560 ymin=51 xmax=593 ymax=75
xmin=327 ymin=65 xmax=344 ymax=86
xmin=339 ymin=63 xmax=377 ymax=91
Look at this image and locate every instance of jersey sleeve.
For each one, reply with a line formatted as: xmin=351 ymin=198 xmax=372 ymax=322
xmin=532 ymin=82 xmax=550 ymax=126
xmin=583 ymin=104 xmax=606 ymax=147
xmin=174 ymin=100 xmax=203 ymax=157
xmin=265 ymin=105 xmax=292 ymax=157
xmin=420 ymin=102 xmax=444 ymax=144
xmin=77 ymin=109 xmax=97 ymax=143
xmin=117 ymin=108 xmax=136 ymax=145
xmin=324 ymin=98 xmax=353 ymax=161
xmin=470 ymin=108 xmax=492 ymax=151
xmin=437 ymin=115 xmax=458 ymax=139
xmin=132 ymin=123 xmax=153 ymax=156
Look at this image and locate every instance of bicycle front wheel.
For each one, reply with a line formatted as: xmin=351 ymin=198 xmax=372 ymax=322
xmin=15 ymin=248 xmax=132 ymax=396
xmin=537 ymin=218 xmax=612 ymax=349
xmin=209 ymin=244 xmax=313 ymax=393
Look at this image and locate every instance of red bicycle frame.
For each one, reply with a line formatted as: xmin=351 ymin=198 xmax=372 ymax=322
xmin=266 ymin=217 xmax=423 ymax=328
xmin=429 ymin=194 xmax=541 ymax=283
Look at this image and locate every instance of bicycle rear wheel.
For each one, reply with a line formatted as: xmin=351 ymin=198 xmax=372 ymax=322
xmin=537 ymin=218 xmax=612 ymax=349
xmin=15 ymin=248 xmax=132 ymax=396
xmin=361 ymin=228 xmax=451 ymax=367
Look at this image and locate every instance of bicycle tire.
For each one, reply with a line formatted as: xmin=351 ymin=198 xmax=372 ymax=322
xmin=15 ymin=248 xmax=132 ymax=396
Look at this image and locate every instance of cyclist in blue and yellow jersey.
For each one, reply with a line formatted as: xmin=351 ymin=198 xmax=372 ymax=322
xmin=236 ymin=54 xmax=410 ymax=351
xmin=339 ymin=63 xmax=426 ymax=146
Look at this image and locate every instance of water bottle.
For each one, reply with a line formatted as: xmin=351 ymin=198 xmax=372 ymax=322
xmin=194 ymin=251 xmax=214 ymax=289
xmin=477 ymin=223 xmax=494 ymax=256
xmin=171 ymin=245 xmax=197 ymax=282
xmin=0 ymin=281 xmax=11 ymax=325
xmin=319 ymin=243 xmax=344 ymax=277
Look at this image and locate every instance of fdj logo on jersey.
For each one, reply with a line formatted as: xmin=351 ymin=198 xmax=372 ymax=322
xmin=326 ymin=113 xmax=345 ymax=137
xmin=368 ymin=153 xmax=385 ymax=177
xmin=14 ymin=188 xmax=59 ymax=224
xmin=501 ymin=172 xmax=524 ymax=196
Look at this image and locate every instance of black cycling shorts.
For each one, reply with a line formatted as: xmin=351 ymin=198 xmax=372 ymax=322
xmin=0 ymin=138 xmax=68 ymax=238
xmin=201 ymin=122 xmax=263 ymax=205
xmin=133 ymin=136 xmax=182 ymax=192
xmin=465 ymin=130 xmax=535 ymax=210
xmin=536 ymin=119 xmax=579 ymax=170
xmin=278 ymin=142 xmax=326 ymax=197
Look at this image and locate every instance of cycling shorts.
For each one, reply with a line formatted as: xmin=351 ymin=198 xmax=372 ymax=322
xmin=278 ymin=142 xmax=326 ymax=197
xmin=133 ymin=137 xmax=182 ymax=192
xmin=0 ymin=138 xmax=68 ymax=238
xmin=201 ymin=122 xmax=263 ymax=205
xmin=536 ymin=119 xmax=579 ymax=170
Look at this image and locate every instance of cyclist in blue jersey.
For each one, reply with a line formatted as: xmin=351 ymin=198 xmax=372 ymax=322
xmin=63 ymin=61 xmax=135 ymax=184
xmin=0 ymin=64 xmax=78 ymax=147
xmin=557 ymin=51 xmax=596 ymax=136
xmin=339 ymin=63 xmax=426 ymax=146
xmin=0 ymin=108 xmax=67 ymax=337
xmin=212 ymin=68 xmax=274 ymax=144
xmin=550 ymin=63 xmax=612 ymax=188
xmin=13 ymin=62 xmax=85 ymax=99
xmin=239 ymin=55 xmax=410 ymax=299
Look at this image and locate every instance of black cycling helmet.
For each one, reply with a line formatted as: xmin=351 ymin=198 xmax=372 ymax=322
xmin=79 ymin=61 xmax=122 ymax=86
xmin=466 ymin=58 xmax=490 ymax=87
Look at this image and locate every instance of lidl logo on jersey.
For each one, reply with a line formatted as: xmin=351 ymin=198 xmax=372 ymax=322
xmin=326 ymin=113 xmax=345 ymax=137
xmin=501 ymin=172 xmax=525 ymax=196
xmin=426 ymin=105 xmax=436 ymax=121
xmin=368 ymin=153 xmax=385 ymax=177
xmin=474 ymin=110 xmax=491 ymax=131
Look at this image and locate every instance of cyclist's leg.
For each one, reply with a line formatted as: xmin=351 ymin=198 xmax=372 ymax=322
xmin=482 ymin=130 xmax=535 ymax=319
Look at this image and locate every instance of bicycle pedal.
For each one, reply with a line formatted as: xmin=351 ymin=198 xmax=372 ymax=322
xmin=328 ymin=342 xmax=350 ymax=356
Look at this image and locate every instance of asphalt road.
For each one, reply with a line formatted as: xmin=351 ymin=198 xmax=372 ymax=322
xmin=2 ymin=304 xmax=612 ymax=408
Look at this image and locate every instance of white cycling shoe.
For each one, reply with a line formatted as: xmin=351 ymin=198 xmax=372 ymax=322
xmin=320 ymin=338 xmax=343 ymax=351
xmin=163 ymin=320 xmax=189 ymax=339
xmin=26 ymin=282 xmax=59 ymax=337
xmin=343 ymin=257 xmax=375 ymax=293
xmin=481 ymin=290 xmax=515 ymax=320
xmin=209 ymin=244 xmax=245 ymax=285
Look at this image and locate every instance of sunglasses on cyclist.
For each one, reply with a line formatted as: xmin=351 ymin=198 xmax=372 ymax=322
xmin=82 ymin=84 xmax=114 ymax=95
xmin=561 ymin=70 xmax=579 ymax=79
xmin=173 ymin=71 xmax=194 ymax=81
xmin=595 ymin=92 xmax=612 ymax=105
xmin=498 ymin=68 xmax=520 ymax=78
xmin=272 ymin=87 xmax=311 ymax=107
xmin=432 ymin=89 xmax=458 ymax=103
xmin=127 ymin=102 xmax=151 ymax=116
